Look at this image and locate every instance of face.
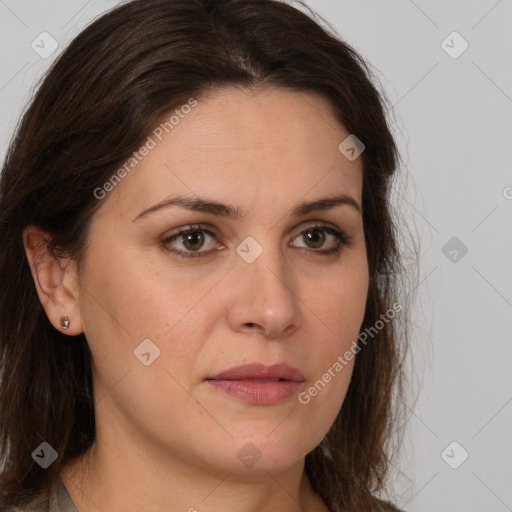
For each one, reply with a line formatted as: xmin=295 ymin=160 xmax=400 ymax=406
xmin=76 ymin=86 xmax=368 ymax=474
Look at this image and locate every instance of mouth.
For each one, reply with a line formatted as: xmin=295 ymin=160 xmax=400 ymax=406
xmin=205 ymin=363 xmax=305 ymax=405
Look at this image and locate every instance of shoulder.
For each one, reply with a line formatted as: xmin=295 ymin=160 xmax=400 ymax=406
xmin=376 ymin=499 xmax=407 ymax=512
xmin=4 ymin=480 xmax=58 ymax=512
xmin=5 ymin=492 xmax=49 ymax=512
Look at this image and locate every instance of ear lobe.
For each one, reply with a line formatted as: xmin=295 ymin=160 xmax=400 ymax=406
xmin=22 ymin=225 xmax=83 ymax=335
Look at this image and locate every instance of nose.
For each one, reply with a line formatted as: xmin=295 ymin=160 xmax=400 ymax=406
xmin=226 ymin=243 xmax=302 ymax=339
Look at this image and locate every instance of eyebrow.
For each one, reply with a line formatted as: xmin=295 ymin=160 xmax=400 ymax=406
xmin=133 ymin=193 xmax=361 ymax=222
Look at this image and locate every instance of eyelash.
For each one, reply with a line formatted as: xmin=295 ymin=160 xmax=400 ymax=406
xmin=160 ymin=222 xmax=351 ymax=259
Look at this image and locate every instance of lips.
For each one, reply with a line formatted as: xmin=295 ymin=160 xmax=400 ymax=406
xmin=208 ymin=363 xmax=305 ymax=382
xmin=206 ymin=363 xmax=305 ymax=405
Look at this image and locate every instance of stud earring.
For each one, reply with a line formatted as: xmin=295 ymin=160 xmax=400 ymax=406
xmin=60 ymin=316 xmax=70 ymax=330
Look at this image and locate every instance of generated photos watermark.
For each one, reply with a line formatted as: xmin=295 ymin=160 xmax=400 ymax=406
xmin=298 ymin=301 xmax=402 ymax=404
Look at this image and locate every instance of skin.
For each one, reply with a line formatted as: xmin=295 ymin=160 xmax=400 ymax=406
xmin=23 ymin=86 xmax=368 ymax=512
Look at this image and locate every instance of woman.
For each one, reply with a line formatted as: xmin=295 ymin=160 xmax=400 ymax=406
xmin=0 ymin=0 xmax=409 ymax=510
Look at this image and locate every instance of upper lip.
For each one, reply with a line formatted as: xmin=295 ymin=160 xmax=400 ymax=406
xmin=208 ymin=363 xmax=305 ymax=382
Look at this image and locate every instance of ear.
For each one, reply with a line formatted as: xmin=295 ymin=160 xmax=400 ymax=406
xmin=22 ymin=225 xmax=83 ymax=336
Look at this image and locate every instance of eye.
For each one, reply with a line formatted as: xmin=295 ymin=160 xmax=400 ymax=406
xmin=161 ymin=224 xmax=222 ymax=258
xmin=290 ymin=223 xmax=350 ymax=255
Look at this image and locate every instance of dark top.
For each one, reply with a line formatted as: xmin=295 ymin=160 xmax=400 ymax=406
xmin=10 ymin=478 xmax=405 ymax=511
xmin=10 ymin=478 xmax=77 ymax=512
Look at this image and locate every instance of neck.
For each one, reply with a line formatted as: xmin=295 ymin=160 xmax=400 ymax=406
xmin=60 ymin=431 xmax=328 ymax=512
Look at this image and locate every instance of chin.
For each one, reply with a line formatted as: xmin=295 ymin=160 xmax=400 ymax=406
xmin=194 ymin=428 xmax=321 ymax=475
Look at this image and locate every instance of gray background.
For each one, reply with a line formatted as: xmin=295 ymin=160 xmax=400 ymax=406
xmin=1 ymin=1 xmax=511 ymax=510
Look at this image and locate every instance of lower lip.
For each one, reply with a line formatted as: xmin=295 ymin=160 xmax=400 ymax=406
xmin=206 ymin=379 xmax=303 ymax=405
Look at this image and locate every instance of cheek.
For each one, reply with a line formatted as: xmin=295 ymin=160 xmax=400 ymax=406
xmin=307 ymin=257 xmax=369 ymax=345
xmin=78 ymin=242 xmax=220 ymax=427
xmin=294 ymin=257 xmax=368 ymax=406
xmin=79 ymin=240 xmax=227 ymax=374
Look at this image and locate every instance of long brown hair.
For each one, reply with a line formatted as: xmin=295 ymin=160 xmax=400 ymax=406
xmin=0 ymin=1 xmax=410 ymax=510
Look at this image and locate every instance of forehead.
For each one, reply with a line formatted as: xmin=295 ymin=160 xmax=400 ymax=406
xmin=103 ymin=86 xmax=363 ymax=219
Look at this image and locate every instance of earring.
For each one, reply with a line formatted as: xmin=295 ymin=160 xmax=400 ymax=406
xmin=60 ymin=316 xmax=70 ymax=330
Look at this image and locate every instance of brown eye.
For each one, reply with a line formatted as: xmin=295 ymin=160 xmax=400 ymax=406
xmin=303 ymin=228 xmax=326 ymax=249
xmin=161 ymin=225 xmax=220 ymax=258
xmin=290 ymin=224 xmax=350 ymax=255
xmin=182 ymin=230 xmax=205 ymax=251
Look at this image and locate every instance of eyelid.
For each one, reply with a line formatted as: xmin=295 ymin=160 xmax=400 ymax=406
xmin=161 ymin=223 xmax=216 ymax=241
xmin=292 ymin=220 xmax=350 ymax=241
